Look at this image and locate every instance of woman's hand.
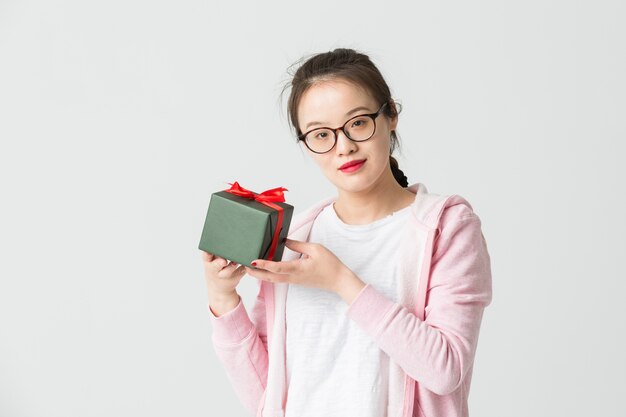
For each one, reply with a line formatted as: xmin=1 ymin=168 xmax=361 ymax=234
xmin=200 ymin=250 xmax=247 ymax=316
xmin=244 ymin=238 xmax=367 ymax=304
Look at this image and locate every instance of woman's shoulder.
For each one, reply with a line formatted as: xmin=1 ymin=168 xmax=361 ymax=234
xmin=409 ymin=182 xmax=478 ymax=228
xmin=439 ymin=195 xmax=479 ymax=223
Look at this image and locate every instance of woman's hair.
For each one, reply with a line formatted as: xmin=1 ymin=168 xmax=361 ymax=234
xmin=282 ymin=48 xmax=409 ymax=188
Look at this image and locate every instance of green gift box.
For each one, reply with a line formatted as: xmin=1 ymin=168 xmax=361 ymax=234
xmin=198 ymin=182 xmax=294 ymax=267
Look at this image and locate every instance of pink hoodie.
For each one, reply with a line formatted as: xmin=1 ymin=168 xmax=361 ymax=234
xmin=208 ymin=182 xmax=493 ymax=417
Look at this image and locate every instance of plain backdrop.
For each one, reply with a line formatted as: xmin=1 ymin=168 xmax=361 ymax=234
xmin=0 ymin=1 xmax=624 ymax=416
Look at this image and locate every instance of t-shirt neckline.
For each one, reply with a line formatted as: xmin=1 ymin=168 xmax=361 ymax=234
xmin=328 ymin=202 xmax=413 ymax=232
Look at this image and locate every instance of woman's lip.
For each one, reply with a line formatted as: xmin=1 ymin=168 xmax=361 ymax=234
xmin=339 ymin=159 xmax=366 ymax=172
xmin=339 ymin=159 xmax=366 ymax=170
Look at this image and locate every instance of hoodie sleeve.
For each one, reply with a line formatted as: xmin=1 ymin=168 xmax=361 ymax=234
xmin=345 ymin=203 xmax=493 ymax=396
xmin=208 ymin=280 xmax=268 ymax=416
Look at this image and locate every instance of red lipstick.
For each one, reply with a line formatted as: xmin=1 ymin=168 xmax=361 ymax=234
xmin=339 ymin=159 xmax=366 ymax=173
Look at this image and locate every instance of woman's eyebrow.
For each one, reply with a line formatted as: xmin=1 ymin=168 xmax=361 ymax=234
xmin=304 ymin=106 xmax=373 ymax=130
xmin=345 ymin=106 xmax=372 ymax=117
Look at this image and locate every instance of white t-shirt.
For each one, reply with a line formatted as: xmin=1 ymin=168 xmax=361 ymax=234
xmin=284 ymin=201 xmax=413 ymax=417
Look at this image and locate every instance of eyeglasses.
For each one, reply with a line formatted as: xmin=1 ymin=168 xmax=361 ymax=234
xmin=297 ymin=102 xmax=389 ymax=154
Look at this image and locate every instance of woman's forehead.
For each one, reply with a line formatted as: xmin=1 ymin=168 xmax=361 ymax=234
xmin=298 ymin=80 xmax=377 ymax=126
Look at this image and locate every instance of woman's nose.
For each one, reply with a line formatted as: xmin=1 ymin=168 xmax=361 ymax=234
xmin=335 ymin=129 xmax=357 ymax=155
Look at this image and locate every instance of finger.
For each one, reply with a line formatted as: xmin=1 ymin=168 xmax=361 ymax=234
xmin=245 ymin=266 xmax=289 ymax=283
xmin=200 ymin=250 xmax=215 ymax=262
xmin=250 ymin=258 xmax=300 ymax=274
xmin=229 ymin=261 xmax=246 ymax=272
xmin=284 ymin=238 xmax=315 ymax=255
xmin=217 ymin=262 xmax=244 ymax=278
xmin=210 ymin=257 xmax=228 ymax=271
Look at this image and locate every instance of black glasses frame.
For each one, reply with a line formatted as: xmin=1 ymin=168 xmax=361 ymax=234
xmin=297 ymin=102 xmax=389 ymax=154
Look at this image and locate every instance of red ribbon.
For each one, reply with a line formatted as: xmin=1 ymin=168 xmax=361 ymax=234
xmin=225 ymin=181 xmax=288 ymax=261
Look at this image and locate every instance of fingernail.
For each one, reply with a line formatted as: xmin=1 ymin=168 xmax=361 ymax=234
xmin=251 ymin=262 xmax=257 ymax=266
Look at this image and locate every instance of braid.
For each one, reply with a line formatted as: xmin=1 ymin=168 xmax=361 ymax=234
xmin=389 ymin=156 xmax=408 ymax=188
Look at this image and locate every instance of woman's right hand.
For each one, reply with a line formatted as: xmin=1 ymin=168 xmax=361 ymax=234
xmin=200 ymin=250 xmax=247 ymax=316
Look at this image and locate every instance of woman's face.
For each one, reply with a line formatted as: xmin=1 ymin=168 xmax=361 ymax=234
xmin=297 ymin=79 xmax=397 ymax=194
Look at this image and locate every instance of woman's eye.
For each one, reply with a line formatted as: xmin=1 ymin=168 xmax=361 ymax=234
xmin=352 ymin=118 xmax=369 ymax=128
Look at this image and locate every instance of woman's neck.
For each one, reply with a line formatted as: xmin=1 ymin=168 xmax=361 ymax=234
xmin=333 ymin=173 xmax=416 ymax=225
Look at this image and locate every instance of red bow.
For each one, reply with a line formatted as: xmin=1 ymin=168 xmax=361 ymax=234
xmin=225 ymin=181 xmax=289 ymax=261
xmin=225 ymin=181 xmax=288 ymax=203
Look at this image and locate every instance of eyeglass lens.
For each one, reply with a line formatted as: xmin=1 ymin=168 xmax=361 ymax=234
xmin=305 ymin=115 xmax=376 ymax=153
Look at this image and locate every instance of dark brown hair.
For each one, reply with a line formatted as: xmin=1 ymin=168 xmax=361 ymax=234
xmin=282 ymin=48 xmax=408 ymax=187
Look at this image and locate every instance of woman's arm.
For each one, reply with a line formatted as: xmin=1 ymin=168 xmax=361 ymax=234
xmin=345 ymin=204 xmax=493 ymax=396
xmin=209 ymin=281 xmax=269 ymax=415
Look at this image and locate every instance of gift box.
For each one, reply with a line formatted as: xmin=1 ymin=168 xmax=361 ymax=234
xmin=198 ymin=182 xmax=294 ymax=267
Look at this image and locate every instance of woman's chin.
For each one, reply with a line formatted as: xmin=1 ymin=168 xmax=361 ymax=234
xmin=331 ymin=176 xmax=374 ymax=194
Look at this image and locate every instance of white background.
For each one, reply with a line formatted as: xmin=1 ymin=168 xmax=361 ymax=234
xmin=1 ymin=1 xmax=624 ymax=416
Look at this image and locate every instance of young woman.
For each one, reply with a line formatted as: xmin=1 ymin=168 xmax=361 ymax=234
xmin=200 ymin=48 xmax=493 ymax=417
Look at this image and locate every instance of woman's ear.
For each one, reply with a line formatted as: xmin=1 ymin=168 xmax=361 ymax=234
xmin=392 ymin=100 xmax=403 ymax=116
xmin=388 ymin=101 xmax=400 ymax=130
xmin=389 ymin=109 xmax=399 ymax=132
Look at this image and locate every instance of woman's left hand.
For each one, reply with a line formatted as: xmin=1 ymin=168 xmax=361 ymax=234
xmin=245 ymin=238 xmax=364 ymax=297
